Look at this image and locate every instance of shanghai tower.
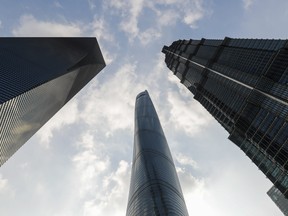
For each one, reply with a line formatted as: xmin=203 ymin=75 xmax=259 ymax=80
xmin=0 ymin=37 xmax=105 ymax=166
xmin=162 ymin=37 xmax=288 ymax=198
xmin=126 ymin=91 xmax=189 ymax=216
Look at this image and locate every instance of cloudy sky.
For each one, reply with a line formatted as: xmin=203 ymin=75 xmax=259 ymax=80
xmin=1 ymin=0 xmax=288 ymax=215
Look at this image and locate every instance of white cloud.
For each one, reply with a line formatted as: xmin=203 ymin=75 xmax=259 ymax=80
xmin=12 ymin=14 xmax=82 ymax=36
xmin=88 ymin=160 xmax=130 ymax=215
xmin=0 ymin=174 xmax=8 ymax=191
xmin=92 ymin=18 xmax=114 ymax=43
xmin=153 ymin=0 xmax=179 ymax=4
xmin=91 ymin=17 xmax=117 ymax=65
xmin=138 ymin=28 xmax=161 ymax=45
xmin=243 ymin=0 xmax=255 ymax=10
xmin=54 ymin=1 xmax=63 ymax=8
xmin=119 ymin=0 xmax=144 ymax=41
xmin=152 ymin=0 xmax=207 ymax=28
xmin=0 ymin=174 xmax=14 ymax=198
xmin=201 ymin=161 xmax=277 ymax=216
xmin=183 ymin=11 xmax=204 ymax=28
xmin=105 ymin=0 xmax=208 ymax=43
xmin=145 ymin=54 xmax=168 ymax=93
xmin=104 ymin=0 xmax=127 ymax=10
xmin=184 ymin=184 xmax=213 ymax=214
xmin=177 ymin=167 xmax=205 ymax=192
xmin=73 ymin=132 xmax=130 ymax=216
xmin=157 ymin=9 xmax=180 ymax=27
xmin=35 ymin=182 xmax=48 ymax=195
xmin=164 ymin=77 xmax=209 ymax=135
xmin=91 ymin=19 xmax=116 ymax=65
xmin=176 ymin=166 xmax=213 ymax=215
xmin=100 ymin=48 xmax=115 ymax=65
xmin=167 ymin=90 xmax=212 ymax=136
xmin=81 ymin=160 xmax=130 ymax=216
xmin=175 ymin=153 xmax=199 ymax=169
xmin=104 ymin=0 xmax=144 ymax=41
xmin=80 ymin=62 xmax=145 ymax=133
xmin=73 ymin=132 xmax=110 ymax=198
xmin=87 ymin=0 xmax=96 ymax=10
xmin=69 ymin=131 xmax=130 ymax=216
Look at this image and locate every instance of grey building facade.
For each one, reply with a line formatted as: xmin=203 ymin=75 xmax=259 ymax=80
xmin=162 ymin=37 xmax=288 ymax=198
xmin=268 ymin=186 xmax=288 ymax=215
xmin=0 ymin=38 xmax=105 ymax=166
xmin=126 ymin=90 xmax=189 ymax=216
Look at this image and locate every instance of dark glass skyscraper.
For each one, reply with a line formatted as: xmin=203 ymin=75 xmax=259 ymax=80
xmin=0 ymin=37 xmax=105 ymax=166
xmin=267 ymin=186 xmax=288 ymax=215
xmin=126 ymin=90 xmax=189 ymax=216
xmin=162 ymin=37 xmax=288 ymax=198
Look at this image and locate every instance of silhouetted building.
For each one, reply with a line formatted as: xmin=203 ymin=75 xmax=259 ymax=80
xmin=268 ymin=186 xmax=288 ymax=215
xmin=162 ymin=37 xmax=288 ymax=198
xmin=0 ymin=38 xmax=105 ymax=166
xmin=126 ymin=90 xmax=189 ymax=216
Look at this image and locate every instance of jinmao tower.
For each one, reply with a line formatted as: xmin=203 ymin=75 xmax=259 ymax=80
xmin=162 ymin=37 xmax=288 ymax=198
xmin=0 ymin=37 xmax=105 ymax=166
xmin=126 ymin=91 xmax=189 ymax=216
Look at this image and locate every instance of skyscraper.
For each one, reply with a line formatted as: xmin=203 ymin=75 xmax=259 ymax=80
xmin=267 ymin=186 xmax=288 ymax=215
xmin=126 ymin=90 xmax=189 ymax=216
xmin=0 ymin=37 xmax=105 ymax=166
xmin=162 ymin=37 xmax=288 ymax=198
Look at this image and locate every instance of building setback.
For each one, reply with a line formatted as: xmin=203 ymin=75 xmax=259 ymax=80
xmin=162 ymin=37 xmax=288 ymax=198
xmin=0 ymin=38 xmax=105 ymax=166
xmin=126 ymin=90 xmax=189 ymax=216
xmin=268 ymin=186 xmax=288 ymax=215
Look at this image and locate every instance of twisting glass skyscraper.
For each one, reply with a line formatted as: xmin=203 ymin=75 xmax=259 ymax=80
xmin=126 ymin=90 xmax=189 ymax=216
xmin=0 ymin=38 xmax=105 ymax=166
xmin=162 ymin=37 xmax=288 ymax=198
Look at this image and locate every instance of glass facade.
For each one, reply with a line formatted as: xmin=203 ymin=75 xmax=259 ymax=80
xmin=267 ymin=186 xmax=288 ymax=215
xmin=126 ymin=91 xmax=189 ymax=216
xmin=162 ymin=37 xmax=288 ymax=198
xmin=0 ymin=38 xmax=105 ymax=166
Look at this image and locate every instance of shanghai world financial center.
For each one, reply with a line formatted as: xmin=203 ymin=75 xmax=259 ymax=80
xmin=0 ymin=38 xmax=105 ymax=166
xmin=1 ymin=36 xmax=288 ymax=215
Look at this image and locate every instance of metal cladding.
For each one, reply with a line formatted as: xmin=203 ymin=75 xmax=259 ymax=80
xmin=267 ymin=186 xmax=288 ymax=215
xmin=0 ymin=37 xmax=105 ymax=166
xmin=162 ymin=37 xmax=288 ymax=198
xmin=126 ymin=90 xmax=189 ymax=216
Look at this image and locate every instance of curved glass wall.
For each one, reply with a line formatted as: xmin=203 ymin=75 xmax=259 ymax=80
xmin=126 ymin=91 xmax=189 ymax=216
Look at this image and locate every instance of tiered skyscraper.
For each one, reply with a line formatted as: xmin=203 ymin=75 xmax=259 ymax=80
xmin=126 ymin=90 xmax=189 ymax=216
xmin=0 ymin=38 xmax=105 ymax=166
xmin=162 ymin=37 xmax=288 ymax=198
